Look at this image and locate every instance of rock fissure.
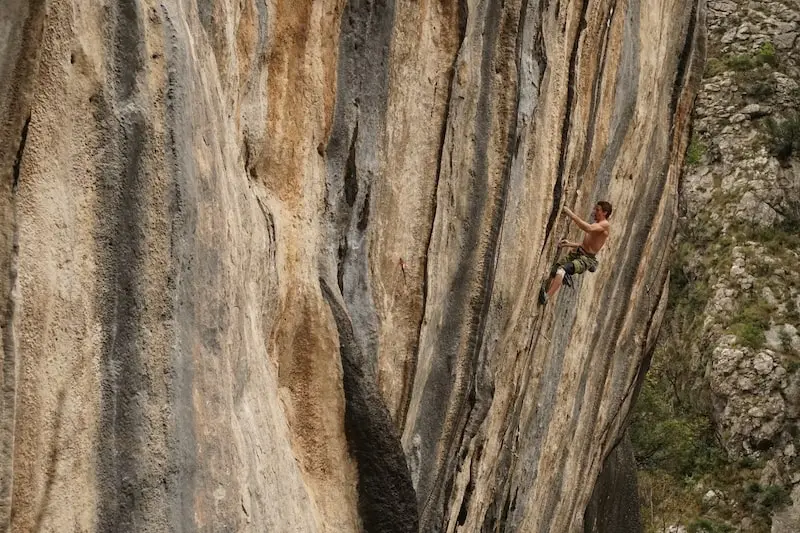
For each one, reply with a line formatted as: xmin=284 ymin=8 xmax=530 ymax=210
xmin=543 ymin=0 xmax=590 ymax=250
xmin=320 ymin=279 xmax=419 ymax=533
xmin=578 ymin=0 xmax=617 ymax=177
xmin=11 ymin=116 xmax=30 ymax=193
xmin=416 ymin=1 xmax=525 ymax=528
xmin=669 ymin=1 xmax=700 ymax=129
xmin=96 ymin=112 xmax=149 ymax=533
xmin=405 ymin=0 xmax=469 ymax=429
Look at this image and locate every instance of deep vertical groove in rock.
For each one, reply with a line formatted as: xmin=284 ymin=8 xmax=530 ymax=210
xmin=11 ymin=116 xmax=30 ymax=193
xmin=95 ymin=2 xmax=149 ymax=529
xmin=320 ymin=279 xmax=419 ymax=533
xmin=344 ymin=123 xmax=359 ymax=208
xmin=670 ymin=1 xmax=699 ymax=125
xmin=578 ymin=1 xmax=617 ymax=176
xmin=406 ymin=0 xmax=468 ymax=431
xmin=416 ymin=0 xmax=512 ymax=527
xmin=542 ymin=0 xmax=590 ymax=250
xmin=96 ymin=113 xmax=148 ymax=533
xmin=325 ymin=0 xmax=395 ymax=366
xmin=323 ymin=0 xmax=415 ymax=528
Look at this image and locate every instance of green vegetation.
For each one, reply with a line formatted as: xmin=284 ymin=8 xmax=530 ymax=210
xmin=744 ymin=80 xmax=776 ymax=99
xmin=756 ymin=42 xmax=778 ymax=66
xmin=764 ymin=111 xmax=800 ymax=163
xmin=704 ymin=42 xmax=778 ymax=78
xmin=742 ymin=213 xmax=800 ymax=254
xmin=743 ymin=483 xmax=793 ymax=518
xmin=729 ymin=322 xmax=766 ymax=349
xmin=633 ymin=235 xmax=791 ymax=532
xmin=631 ymin=385 xmax=723 ymax=477
xmin=728 ymin=54 xmax=758 ymax=71
xmin=726 ymin=297 xmax=773 ymax=349
xmin=688 ymin=517 xmax=734 ymax=533
xmin=760 ymin=485 xmax=792 ymax=510
xmin=686 ymin=135 xmax=707 ymax=166
xmin=705 ymin=58 xmax=726 ymax=78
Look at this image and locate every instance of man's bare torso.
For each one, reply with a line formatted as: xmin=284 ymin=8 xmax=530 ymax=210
xmin=581 ymin=222 xmax=609 ymax=255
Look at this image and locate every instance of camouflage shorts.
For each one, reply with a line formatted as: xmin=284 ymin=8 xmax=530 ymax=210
xmin=551 ymin=249 xmax=598 ymax=277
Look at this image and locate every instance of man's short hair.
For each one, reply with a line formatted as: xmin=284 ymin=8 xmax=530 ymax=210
xmin=597 ymin=201 xmax=613 ymax=219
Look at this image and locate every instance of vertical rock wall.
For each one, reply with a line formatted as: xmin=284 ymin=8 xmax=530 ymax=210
xmin=583 ymin=435 xmax=643 ymax=533
xmin=0 ymin=0 xmax=704 ymax=532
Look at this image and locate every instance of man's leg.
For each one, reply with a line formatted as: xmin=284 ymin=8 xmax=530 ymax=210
xmin=547 ymin=267 xmax=566 ymax=299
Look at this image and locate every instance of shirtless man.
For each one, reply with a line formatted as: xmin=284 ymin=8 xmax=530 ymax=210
xmin=538 ymin=201 xmax=612 ymax=306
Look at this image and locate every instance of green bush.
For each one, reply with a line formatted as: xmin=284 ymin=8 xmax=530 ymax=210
xmin=755 ymin=42 xmax=777 ymax=66
xmin=744 ymin=81 xmax=776 ymax=98
xmin=730 ymin=322 xmax=766 ymax=349
xmin=745 ymin=223 xmax=800 ymax=254
xmin=686 ymin=135 xmax=707 ymax=166
xmin=761 ymin=485 xmax=791 ymax=509
xmin=743 ymin=483 xmax=792 ymax=517
xmin=765 ymin=112 xmax=800 ymax=163
xmin=706 ymin=58 xmax=726 ymax=78
xmin=726 ymin=54 xmax=756 ymax=71
xmin=727 ymin=298 xmax=773 ymax=349
xmin=704 ymin=45 xmax=777 ymax=79
xmin=688 ymin=518 xmax=734 ymax=533
xmin=631 ymin=377 xmax=724 ymax=478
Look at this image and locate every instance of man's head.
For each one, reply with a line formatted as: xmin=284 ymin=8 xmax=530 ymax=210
xmin=594 ymin=201 xmax=612 ymax=221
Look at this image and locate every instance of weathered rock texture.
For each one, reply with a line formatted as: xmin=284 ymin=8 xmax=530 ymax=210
xmin=583 ymin=435 xmax=643 ymax=533
xmin=640 ymin=0 xmax=800 ymax=530
xmin=0 ymin=0 xmax=704 ymax=532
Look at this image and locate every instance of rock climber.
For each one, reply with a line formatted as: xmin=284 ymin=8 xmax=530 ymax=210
xmin=538 ymin=201 xmax=612 ymax=306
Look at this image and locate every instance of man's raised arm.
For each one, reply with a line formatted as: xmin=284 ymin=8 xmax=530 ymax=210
xmin=563 ymin=206 xmax=591 ymax=231
xmin=563 ymin=206 xmax=606 ymax=233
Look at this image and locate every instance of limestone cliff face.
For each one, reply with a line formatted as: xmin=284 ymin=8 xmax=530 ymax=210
xmin=0 ymin=1 xmax=703 ymax=532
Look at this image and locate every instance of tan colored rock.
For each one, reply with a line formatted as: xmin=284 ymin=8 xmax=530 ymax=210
xmin=0 ymin=0 xmax=704 ymax=531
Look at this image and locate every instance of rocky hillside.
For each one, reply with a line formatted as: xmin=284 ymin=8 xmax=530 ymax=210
xmin=1 ymin=1 xmax=703 ymax=532
xmin=632 ymin=0 xmax=800 ymax=532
